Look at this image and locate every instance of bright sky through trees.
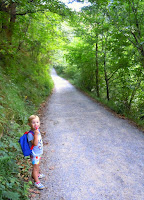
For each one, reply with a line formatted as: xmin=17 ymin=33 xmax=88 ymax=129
xmin=60 ymin=0 xmax=91 ymax=11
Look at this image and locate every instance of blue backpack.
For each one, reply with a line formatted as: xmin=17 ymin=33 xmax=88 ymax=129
xmin=19 ymin=131 xmax=34 ymax=157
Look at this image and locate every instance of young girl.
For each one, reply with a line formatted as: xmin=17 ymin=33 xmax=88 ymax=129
xmin=28 ymin=115 xmax=45 ymax=190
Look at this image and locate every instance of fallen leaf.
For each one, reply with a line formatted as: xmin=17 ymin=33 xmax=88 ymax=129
xmin=29 ymin=189 xmax=35 ymax=193
xmin=29 ymin=188 xmax=41 ymax=194
xmin=49 ymin=166 xmax=55 ymax=170
xmin=43 ymin=141 xmax=49 ymax=145
xmin=41 ymin=131 xmax=46 ymax=135
xmin=33 ymin=190 xmax=41 ymax=194
xmin=31 ymin=194 xmax=36 ymax=198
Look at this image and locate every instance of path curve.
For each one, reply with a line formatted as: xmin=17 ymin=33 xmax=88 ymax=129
xmin=37 ymin=69 xmax=144 ymax=200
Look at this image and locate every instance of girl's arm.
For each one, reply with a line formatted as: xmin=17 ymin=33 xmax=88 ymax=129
xmin=31 ymin=129 xmax=39 ymax=146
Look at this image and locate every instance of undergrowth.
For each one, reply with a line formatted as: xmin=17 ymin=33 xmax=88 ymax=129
xmin=0 ymin=56 xmax=53 ymax=199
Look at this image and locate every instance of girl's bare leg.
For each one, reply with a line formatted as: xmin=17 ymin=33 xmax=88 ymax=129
xmin=32 ymin=164 xmax=40 ymax=183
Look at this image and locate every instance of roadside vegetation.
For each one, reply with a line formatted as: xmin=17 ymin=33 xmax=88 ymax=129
xmin=0 ymin=53 xmax=53 ymax=199
xmin=0 ymin=35 xmax=53 ymax=200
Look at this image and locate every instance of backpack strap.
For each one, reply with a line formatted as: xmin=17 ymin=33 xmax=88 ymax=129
xmin=30 ymin=145 xmax=34 ymax=150
xmin=27 ymin=130 xmax=34 ymax=150
xmin=24 ymin=131 xmax=29 ymax=135
xmin=28 ymin=130 xmax=34 ymax=136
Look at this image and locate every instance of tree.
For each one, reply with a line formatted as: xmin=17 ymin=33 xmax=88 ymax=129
xmin=0 ymin=0 xmax=70 ymax=43
xmin=108 ymin=0 xmax=144 ymax=69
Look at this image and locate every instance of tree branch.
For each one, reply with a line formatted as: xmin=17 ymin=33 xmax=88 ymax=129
xmin=108 ymin=67 xmax=119 ymax=81
xmin=16 ymin=9 xmax=45 ymax=16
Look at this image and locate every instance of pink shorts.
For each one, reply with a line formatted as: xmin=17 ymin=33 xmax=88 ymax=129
xmin=30 ymin=155 xmax=41 ymax=165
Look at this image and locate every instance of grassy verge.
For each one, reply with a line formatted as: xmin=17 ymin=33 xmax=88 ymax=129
xmin=0 ymin=64 xmax=53 ymax=199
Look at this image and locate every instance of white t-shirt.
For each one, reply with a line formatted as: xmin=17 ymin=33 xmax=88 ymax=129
xmin=27 ymin=130 xmax=43 ymax=156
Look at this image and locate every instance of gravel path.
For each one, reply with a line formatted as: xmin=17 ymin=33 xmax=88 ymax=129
xmin=37 ymin=69 xmax=144 ymax=200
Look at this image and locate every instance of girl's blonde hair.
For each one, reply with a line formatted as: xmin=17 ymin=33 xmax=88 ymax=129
xmin=28 ymin=115 xmax=40 ymax=123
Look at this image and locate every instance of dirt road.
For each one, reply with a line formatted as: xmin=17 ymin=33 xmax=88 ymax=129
xmin=36 ymin=69 xmax=144 ymax=200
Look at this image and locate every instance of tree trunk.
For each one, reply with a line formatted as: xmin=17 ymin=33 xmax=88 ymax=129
xmin=95 ymin=38 xmax=100 ymax=97
xmin=104 ymin=54 xmax=110 ymax=101
xmin=102 ymin=34 xmax=109 ymax=101
xmin=0 ymin=0 xmax=16 ymax=43
xmin=127 ymin=78 xmax=141 ymax=111
xmin=140 ymin=48 xmax=144 ymax=69
xmin=7 ymin=1 xmax=16 ymax=43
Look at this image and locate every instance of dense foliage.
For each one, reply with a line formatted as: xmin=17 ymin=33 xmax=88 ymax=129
xmin=55 ymin=0 xmax=144 ymax=127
